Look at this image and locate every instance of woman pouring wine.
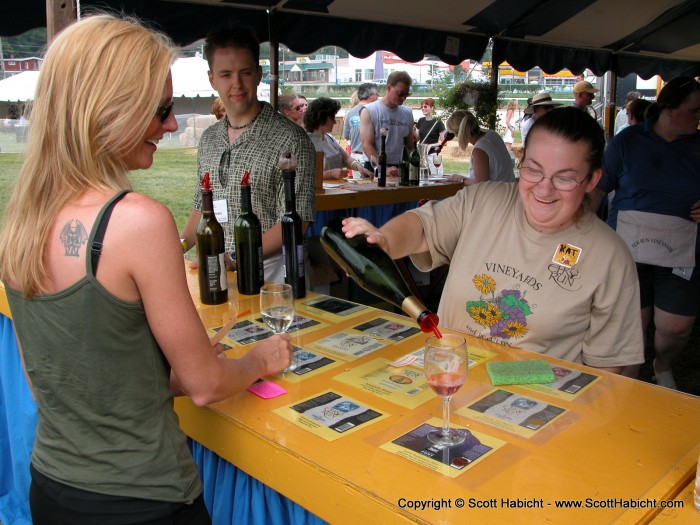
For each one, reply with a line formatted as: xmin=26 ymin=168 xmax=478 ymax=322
xmin=341 ymin=107 xmax=643 ymax=373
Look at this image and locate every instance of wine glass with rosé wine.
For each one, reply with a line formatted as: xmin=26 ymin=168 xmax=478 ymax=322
xmin=260 ymin=283 xmax=296 ymax=372
xmin=423 ymin=334 xmax=468 ymax=446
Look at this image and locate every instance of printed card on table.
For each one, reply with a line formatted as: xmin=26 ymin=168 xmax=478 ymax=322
xmin=352 ymin=317 xmax=422 ymax=343
xmin=519 ymin=365 xmax=599 ymax=401
xmin=279 ymin=345 xmax=342 ymax=382
xmin=214 ymin=313 xmax=325 ymax=346
xmin=334 ymin=358 xmax=433 ymax=409
xmin=305 ymin=331 xmax=387 ymax=361
xmin=380 ymin=418 xmax=506 ymax=478
xmin=457 ymin=389 xmax=567 ymax=439
xmin=299 ymin=296 xmax=368 ymax=320
xmin=273 ymin=391 xmax=387 ymax=441
xmin=393 ymin=344 xmax=497 ymax=370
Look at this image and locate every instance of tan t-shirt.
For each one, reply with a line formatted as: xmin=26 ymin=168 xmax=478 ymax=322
xmin=410 ymin=182 xmax=643 ymax=368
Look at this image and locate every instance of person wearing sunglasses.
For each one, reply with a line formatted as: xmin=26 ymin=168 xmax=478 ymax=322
xmin=592 ymin=76 xmax=700 ymax=390
xmin=342 ymin=107 xmax=643 ymax=372
xmin=0 ymin=15 xmax=292 ymax=524
xmin=359 ymin=71 xmax=415 ymax=178
xmin=279 ymin=93 xmax=307 ymax=126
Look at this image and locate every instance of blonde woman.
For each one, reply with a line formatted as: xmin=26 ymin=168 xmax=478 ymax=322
xmin=503 ymin=98 xmax=518 ymax=151
xmin=0 ymin=15 xmax=291 ymax=523
xmin=446 ymin=109 xmax=515 ymax=184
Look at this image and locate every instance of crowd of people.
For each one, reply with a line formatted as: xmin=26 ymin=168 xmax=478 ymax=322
xmin=0 ymin=11 xmax=698 ymax=524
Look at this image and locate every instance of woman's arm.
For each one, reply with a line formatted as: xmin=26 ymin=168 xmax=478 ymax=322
xmin=342 ymin=212 xmax=428 ymax=259
xmin=116 ymin=195 xmax=291 ymax=406
xmin=471 ymin=148 xmax=491 ymax=182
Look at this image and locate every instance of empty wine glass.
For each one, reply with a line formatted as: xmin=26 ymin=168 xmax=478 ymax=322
xmin=424 ymin=334 xmax=468 ymax=446
xmin=260 ymin=283 xmax=296 ymax=372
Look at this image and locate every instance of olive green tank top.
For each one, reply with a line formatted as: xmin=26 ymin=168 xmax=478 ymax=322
xmin=5 ymin=191 xmax=202 ymax=502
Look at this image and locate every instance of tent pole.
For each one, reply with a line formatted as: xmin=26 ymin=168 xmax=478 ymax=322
xmin=47 ymin=0 xmax=77 ymax=43
xmin=489 ymin=51 xmax=498 ymax=130
xmin=268 ymin=10 xmax=279 ymax=110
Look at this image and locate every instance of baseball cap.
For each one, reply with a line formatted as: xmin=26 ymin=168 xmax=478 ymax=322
xmin=573 ymin=81 xmax=599 ymax=95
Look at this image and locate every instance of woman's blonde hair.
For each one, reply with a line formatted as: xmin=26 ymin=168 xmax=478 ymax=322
xmin=445 ymin=110 xmax=481 ymax=151
xmin=0 ymin=14 xmax=177 ymax=296
xmin=506 ymin=99 xmax=518 ymax=111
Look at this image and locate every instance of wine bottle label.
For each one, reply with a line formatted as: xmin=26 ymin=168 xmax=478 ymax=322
xmin=213 ymin=199 xmax=229 ymax=223
xmin=257 ymin=247 xmax=264 ymax=284
xmin=206 ymin=254 xmax=228 ymax=292
xmin=409 ymin=164 xmax=419 ymax=181
xmin=296 ymin=245 xmax=305 ymax=278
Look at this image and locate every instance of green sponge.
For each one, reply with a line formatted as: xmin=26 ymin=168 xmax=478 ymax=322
xmin=486 ymin=360 xmax=555 ymax=385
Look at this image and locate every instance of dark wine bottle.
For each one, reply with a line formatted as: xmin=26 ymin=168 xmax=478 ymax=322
xmin=399 ymin=137 xmax=410 ymax=186
xmin=409 ymin=144 xmax=420 ymax=186
xmin=429 ymin=131 xmax=455 ymax=155
xmin=196 ymin=172 xmax=228 ymax=305
xmin=320 ymin=218 xmax=441 ymax=336
xmin=233 ymin=171 xmax=264 ymax=295
xmin=377 ymin=127 xmax=387 ymax=188
xmin=279 ymin=153 xmax=306 ymax=299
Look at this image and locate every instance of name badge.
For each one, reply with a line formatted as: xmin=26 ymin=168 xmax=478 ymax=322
xmin=213 ymin=199 xmax=228 ymax=223
xmin=552 ymin=243 xmax=582 ymax=269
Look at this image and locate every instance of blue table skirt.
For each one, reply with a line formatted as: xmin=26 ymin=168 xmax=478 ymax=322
xmin=0 ymin=313 xmax=326 ymax=525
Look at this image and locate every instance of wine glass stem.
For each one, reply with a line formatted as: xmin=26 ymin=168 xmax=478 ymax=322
xmin=441 ymin=396 xmax=452 ymax=437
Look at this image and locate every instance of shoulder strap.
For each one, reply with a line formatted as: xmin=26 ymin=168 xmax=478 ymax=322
xmin=91 ymin=191 xmax=129 ymax=275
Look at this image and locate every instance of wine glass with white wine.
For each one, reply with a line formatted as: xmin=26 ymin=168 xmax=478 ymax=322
xmin=260 ymin=283 xmax=296 ymax=372
xmin=423 ymin=334 xmax=468 ymax=446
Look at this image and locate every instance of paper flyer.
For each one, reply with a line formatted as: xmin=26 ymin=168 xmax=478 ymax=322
xmin=519 ymin=365 xmax=599 ymax=401
xmin=458 ymin=389 xmax=567 ymax=438
xmin=274 ymin=391 xmax=387 ymax=441
xmin=380 ymin=418 xmax=506 ymax=478
xmin=212 ymin=313 xmax=325 ymax=346
xmin=298 ymin=296 xmax=368 ymax=320
xmin=333 ymin=358 xmax=433 ymax=409
xmin=279 ymin=345 xmax=343 ymax=382
xmin=394 ymin=344 xmax=497 ymax=370
xmin=305 ymin=331 xmax=387 ymax=361
xmin=351 ymin=317 xmax=421 ymax=343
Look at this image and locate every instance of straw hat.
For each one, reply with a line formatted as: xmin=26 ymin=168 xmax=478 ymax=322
xmin=573 ymin=80 xmax=599 ymax=94
xmin=524 ymin=93 xmax=562 ymax=115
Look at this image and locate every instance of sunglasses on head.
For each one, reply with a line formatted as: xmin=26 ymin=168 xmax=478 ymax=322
xmin=155 ymin=102 xmax=174 ymax=123
xmin=294 ymin=103 xmax=308 ymax=111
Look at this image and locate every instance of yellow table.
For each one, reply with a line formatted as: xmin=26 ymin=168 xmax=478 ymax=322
xmin=650 ymin=478 xmax=698 ymax=523
xmin=176 ymin=270 xmax=700 ymax=525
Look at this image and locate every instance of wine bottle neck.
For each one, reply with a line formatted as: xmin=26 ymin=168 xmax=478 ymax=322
xmin=283 ymin=176 xmax=296 ymax=213
xmin=380 ymin=135 xmax=386 ymax=155
xmin=202 ymin=190 xmax=215 ymax=215
xmin=241 ymin=186 xmax=253 ymax=213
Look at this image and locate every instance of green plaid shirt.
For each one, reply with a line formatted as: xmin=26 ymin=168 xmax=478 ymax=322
xmin=194 ymin=102 xmax=316 ymax=254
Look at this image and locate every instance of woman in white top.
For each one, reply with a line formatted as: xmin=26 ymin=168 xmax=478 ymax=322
xmin=304 ymin=97 xmax=373 ymax=180
xmin=446 ymin=109 xmax=515 ymax=185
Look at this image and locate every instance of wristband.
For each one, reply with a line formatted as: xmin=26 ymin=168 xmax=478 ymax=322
xmin=180 ymin=238 xmax=188 ymax=253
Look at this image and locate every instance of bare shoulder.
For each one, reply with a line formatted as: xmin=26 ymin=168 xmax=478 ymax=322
xmin=113 ymin=192 xmax=174 ymax=224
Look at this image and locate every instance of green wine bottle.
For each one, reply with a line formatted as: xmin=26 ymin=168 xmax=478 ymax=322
xmin=377 ymin=128 xmax=387 ymax=188
xmin=280 ymin=153 xmax=306 ymax=299
xmin=399 ymin=137 xmax=410 ymax=186
xmin=233 ymin=171 xmax=264 ymax=295
xmin=196 ymin=172 xmax=228 ymax=305
xmin=320 ymin=218 xmax=440 ymax=336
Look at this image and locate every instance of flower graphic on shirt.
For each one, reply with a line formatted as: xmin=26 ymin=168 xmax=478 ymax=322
xmin=473 ymin=274 xmax=496 ymax=295
xmin=466 ymin=280 xmax=531 ymax=340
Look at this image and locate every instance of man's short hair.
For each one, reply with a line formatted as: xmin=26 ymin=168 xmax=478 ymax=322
xmin=626 ymin=91 xmax=642 ymax=102
xmin=357 ymin=83 xmax=378 ymax=101
xmin=278 ymin=93 xmax=298 ymax=112
xmin=387 ymin=71 xmax=412 ymax=88
xmin=204 ymin=24 xmax=260 ymax=69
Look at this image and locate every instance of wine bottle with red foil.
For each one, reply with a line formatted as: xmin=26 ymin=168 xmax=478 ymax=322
xmin=234 ymin=171 xmax=264 ymax=295
xmin=429 ymin=131 xmax=455 ymax=155
xmin=320 ymin=218 xmax=441 ymax=336
xmin=377 ymin=127 xmax=388 ymax=188
xmin=196 ymin=172 xmax=228 ymax=305
xmin=279 ymin=153 xmax=306 ymax=299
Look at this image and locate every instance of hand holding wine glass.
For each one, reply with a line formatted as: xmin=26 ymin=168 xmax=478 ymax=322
xmin=260 ymin=283 xmax=297 ymax=371
xmin=424 ymin=334 xmax=468 ymax=446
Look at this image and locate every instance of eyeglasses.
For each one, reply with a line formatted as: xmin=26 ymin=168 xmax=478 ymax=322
xmin=155 ymin=102 xmax=174 ymax=123
xmin=421 ymin=104 xmax=432 ymax=109
xmin=294 ymin=103 xmax=308 ymax=111
xmin=519 ymin=165 xmax=587 ymax=191
xmin=395 ymin=90 xmax=412 ymax=98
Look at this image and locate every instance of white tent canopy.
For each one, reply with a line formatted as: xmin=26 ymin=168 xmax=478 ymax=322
xmin=0 ymin=71 xmax=40 ymax=102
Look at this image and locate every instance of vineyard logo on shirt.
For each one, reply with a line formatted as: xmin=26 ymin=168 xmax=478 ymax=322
xmin=548 ymin=243 xmax=583 ymax=292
